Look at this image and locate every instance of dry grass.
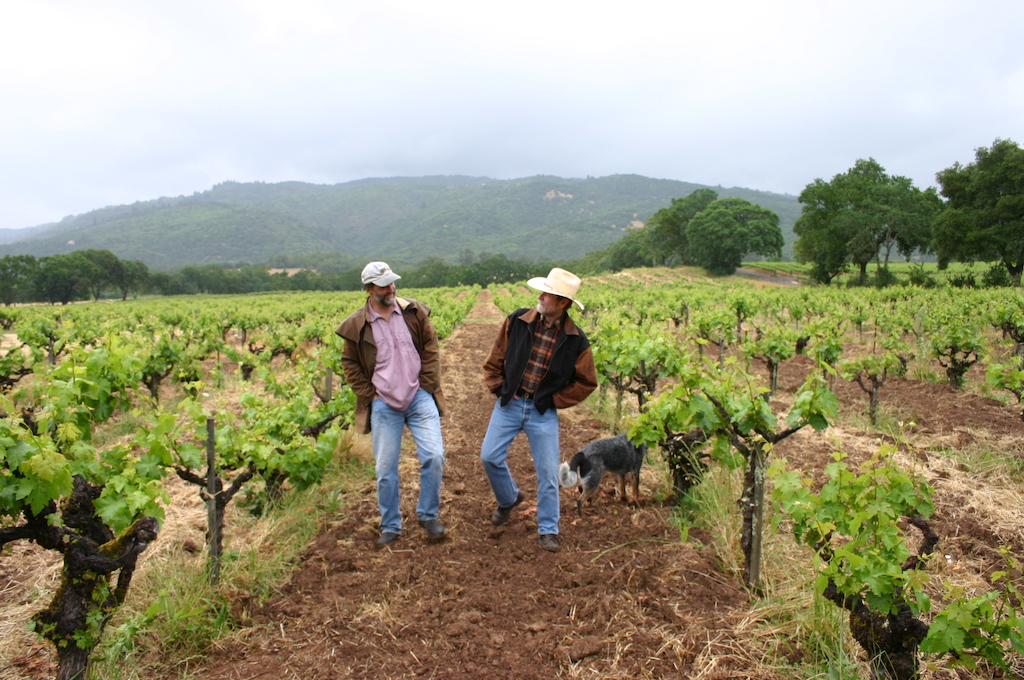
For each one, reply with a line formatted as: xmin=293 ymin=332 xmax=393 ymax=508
xmin=0 ymin=543 xmax=63 ymax=680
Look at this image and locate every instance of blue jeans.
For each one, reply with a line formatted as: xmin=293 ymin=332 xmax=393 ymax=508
xmin=480 ymin=397 xmax=561 ymax=535
xmin=370 ymin=389 xmax=445 ymax=534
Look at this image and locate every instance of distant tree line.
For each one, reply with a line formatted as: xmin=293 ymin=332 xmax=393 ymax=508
xmin=0 ymin=249 xmax=565 ymax=304
xmin=143 ymin=251 xmax=562 ymax=296
xmin=0 ymin=250 xmax=149 ymax=305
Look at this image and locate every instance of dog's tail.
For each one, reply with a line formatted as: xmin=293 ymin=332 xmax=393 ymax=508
xmin=558 ymin=461 xmax=579 ymax=488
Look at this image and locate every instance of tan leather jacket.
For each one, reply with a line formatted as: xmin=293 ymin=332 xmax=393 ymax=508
xmin=336 ymin=296 xmax=446 ymax=434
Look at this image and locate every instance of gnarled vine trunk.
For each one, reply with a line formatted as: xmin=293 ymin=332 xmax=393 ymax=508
xmin=821 ymin=515 xmax=939 ymax=680
xmin=23 ymin=477 xmax=160 ymax=680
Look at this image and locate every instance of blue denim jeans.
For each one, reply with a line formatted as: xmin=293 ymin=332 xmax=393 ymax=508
xmin=480 ymin=397 xmax=561 ymax=535
xmin=370 ymin=389 xmax=445 ymax=534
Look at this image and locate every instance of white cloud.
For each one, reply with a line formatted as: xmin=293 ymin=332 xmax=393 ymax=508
xmin=1 ymin=0 xmax=1022 ymax=229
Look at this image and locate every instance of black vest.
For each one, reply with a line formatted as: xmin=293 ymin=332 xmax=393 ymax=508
xmin=497 ymin=308 xmax=590 ymax=414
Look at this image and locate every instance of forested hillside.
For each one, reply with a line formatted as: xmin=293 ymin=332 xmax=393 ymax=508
xmin=0 ymin=175 xmax=800 ymax=270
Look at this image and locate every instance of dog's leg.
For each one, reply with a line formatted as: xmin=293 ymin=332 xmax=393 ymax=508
xmin=577 ymin=482 xmax=600 ymax=516
xmin=615 ymin=473 xmax=628 ymax=503
xmin=630 ymin=472 xmax=641 ymax=506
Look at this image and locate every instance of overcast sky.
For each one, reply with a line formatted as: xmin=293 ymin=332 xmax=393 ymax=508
xmin=2 ymin=0 xmax=1022 ymax=231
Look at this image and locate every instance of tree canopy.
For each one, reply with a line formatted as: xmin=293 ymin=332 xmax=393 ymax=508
xmin=686 ymin=198 xmax=783 ymax=276
xmin=0 ymin=255 xmax=36 ymax=306
xmin=793 ymin=159 xmax=940 ymax=284
xmin=36 ymin=253 xmax=99 ymax=305
xmin=642 ymin=188 xmax=719 ymax=265
xmin=79 ymin=249 xmax=124 ymax=301
xmin=581 ymin=189 xmax=785 ymax=277
xmin=933 ymin=138 xmax=1024 ymax=283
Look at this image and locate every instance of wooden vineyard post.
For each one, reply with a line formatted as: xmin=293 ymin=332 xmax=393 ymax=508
xmin=173 ymin=414 xmax=254 ymax=585
xmin=743 ymin=444 xmax=767 ymax=593
xmin=206 ymin=416 xmax=222 ymax=585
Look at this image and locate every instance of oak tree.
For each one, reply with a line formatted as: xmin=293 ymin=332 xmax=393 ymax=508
xmin=686 ymin=198 xmax=783 ymax=276
xmin=644 ymin=188 xmax=719 ymax=265
xmin=934 ymin=138 xmax=1024 ymax=284
xmin=794 ymin=159 xmax=939 ymax=284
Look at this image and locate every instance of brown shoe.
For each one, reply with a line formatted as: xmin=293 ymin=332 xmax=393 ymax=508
xmin=490 ymin=491 xmax=525 ymax=526
xmin=538 ymin=534 xmax=560 ymax=552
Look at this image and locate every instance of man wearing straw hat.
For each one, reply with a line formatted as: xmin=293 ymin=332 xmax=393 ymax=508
xmin=480 ymin=267 xmax=598 ymax=552
xmin=337 ymin=261 xmax=446 ymax=548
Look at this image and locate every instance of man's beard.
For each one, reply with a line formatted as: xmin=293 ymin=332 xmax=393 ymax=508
xmin=373 ymin=291 xmax=395 ymax=306
xmin=536 ymin=299 xmax=560 ymax=318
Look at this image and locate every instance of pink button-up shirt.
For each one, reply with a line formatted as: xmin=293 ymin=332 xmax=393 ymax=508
xmin=367 ymin=303 xmax=422 ymax=411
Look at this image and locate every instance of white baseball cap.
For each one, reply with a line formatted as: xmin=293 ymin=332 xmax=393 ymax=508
xmin=361 ymin=261 xmax=401 ymax=287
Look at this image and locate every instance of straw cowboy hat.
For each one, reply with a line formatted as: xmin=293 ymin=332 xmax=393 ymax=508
xmin=527 ymin=268 xmax=585 ymax=310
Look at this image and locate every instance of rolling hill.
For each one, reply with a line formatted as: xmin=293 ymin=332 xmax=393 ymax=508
xmin=0 ymin=175 xmax=801 ymax=270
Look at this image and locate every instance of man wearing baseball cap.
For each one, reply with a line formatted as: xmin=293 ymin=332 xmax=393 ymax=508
xmin=480 ymin=267 xmax=597 ymax=552
xmin=336 ymin=262 xmax=446 ymax=547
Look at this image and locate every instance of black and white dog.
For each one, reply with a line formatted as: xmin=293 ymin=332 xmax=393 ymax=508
xmin=558 ymin=434 xmax=647 ymax=516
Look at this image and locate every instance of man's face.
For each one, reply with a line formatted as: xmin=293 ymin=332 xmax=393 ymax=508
xmin=536 ymin=291 xmax=568 ymax=318
xmin=369 ymin=282 xmax=396 ymax=306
